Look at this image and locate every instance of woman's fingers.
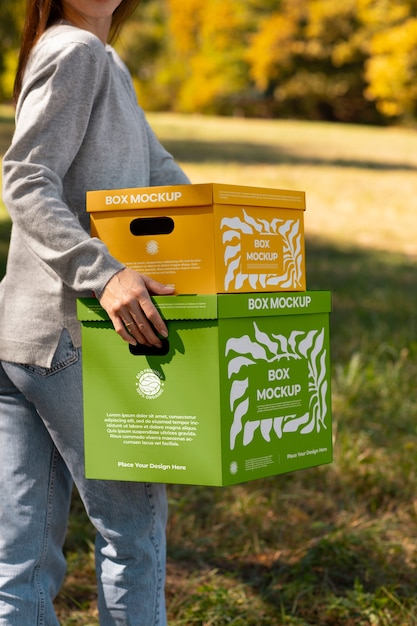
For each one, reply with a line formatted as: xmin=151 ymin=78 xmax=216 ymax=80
xmin=99 ymin=268 xmax=174 ymax=346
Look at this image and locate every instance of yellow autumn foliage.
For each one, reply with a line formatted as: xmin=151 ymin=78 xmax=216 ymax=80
xmin=3 ymin=0 xmax=417 ymax=122
xmin=366 ymin=18 xmax=417 ymax=117
xmin=246 ymin=12 xmax=298 ymax=91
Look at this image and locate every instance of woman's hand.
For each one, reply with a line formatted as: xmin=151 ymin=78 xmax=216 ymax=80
xmin=99 ymin=268 xmax=174 ymax=347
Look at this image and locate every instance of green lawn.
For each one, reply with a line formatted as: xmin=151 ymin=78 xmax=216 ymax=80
xmin=1 ymin=108 xmax=417 ymax=625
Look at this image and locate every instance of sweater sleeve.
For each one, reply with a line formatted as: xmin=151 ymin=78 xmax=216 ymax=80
xmin=2 ymin=34 xmax=124 ymax=296
xmin=110 ymin=52 xmax=190 ymax=187
xmin=144 ymin=117 xmax=191 ymax=186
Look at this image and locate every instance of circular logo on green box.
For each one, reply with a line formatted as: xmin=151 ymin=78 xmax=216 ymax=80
xmin=136 ymin=369 xmax=164 ymax=400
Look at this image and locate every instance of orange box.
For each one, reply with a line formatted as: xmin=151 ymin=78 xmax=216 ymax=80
xmin=87 ymin=183 xmax=306 ymax=294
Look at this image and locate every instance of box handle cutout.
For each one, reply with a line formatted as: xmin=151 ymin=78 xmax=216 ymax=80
xmin=129 ymin=337 xmax=170 ymax=356
xmin=130 ymin=217 xmax=174 ymax=236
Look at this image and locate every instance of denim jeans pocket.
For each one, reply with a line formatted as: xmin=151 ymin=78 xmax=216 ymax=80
xmin=22 ymin=329 xmax=79 ymax=377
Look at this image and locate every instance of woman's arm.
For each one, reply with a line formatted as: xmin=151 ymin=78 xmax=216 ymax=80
xmin=2 ymin=36 xmax=123 ymax=296
xmin=3 ymin=33 xmax=175 ymax=346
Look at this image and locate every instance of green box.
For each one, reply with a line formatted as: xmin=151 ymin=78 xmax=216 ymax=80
xmin=77 ymin=291 xmax=332 ymax=486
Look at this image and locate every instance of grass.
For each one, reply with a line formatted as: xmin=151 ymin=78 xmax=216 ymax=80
xmin=1 ymin=108 xmax=417 ymax=625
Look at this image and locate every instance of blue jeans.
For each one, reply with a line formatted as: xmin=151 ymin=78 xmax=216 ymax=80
xmin=0 ymin=330 xmax=167 ymax=626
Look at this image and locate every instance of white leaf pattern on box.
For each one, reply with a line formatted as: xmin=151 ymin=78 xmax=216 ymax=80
xmin=221 ymin=210 xmax=303 ymax=291
xmin=225 ymin=323 xmax=329 ymax=450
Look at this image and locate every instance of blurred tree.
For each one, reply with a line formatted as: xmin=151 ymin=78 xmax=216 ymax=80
xmin=127 ymin=0 xmax=386 ymax=122
xmin=0 ymin=0 xmax=25 ymax=100
xmin=165 ymin=0 xmax=251 ymax=113
xmin=246 ymin=0 xmax=383 ymax=123
xmin=360 ymin=0 xmax=417 ymax=120
xmin=119 ymin=0 xmax=172 ymax=110
xmin=3 ymin=0 xmax=417 ymax=124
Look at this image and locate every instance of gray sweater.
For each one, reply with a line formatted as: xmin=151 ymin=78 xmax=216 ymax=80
xmin=0 ymin=23 xmax=189 ymax=367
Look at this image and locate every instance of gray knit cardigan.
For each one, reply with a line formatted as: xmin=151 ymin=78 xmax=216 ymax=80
xmin=0 ymin=23 xmax=189 ymax=367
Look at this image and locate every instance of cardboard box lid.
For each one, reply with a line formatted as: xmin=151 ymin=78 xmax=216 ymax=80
xmin=86 ymin=183 xmax=306 ymax=213
xmin=77 ymin=295 xmax=218 ymax=322
xmin=77 ymin=292 xmax=331 ymax=324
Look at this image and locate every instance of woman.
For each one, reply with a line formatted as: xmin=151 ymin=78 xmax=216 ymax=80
xmin=0 ymin=1 xmax=190 ymax=624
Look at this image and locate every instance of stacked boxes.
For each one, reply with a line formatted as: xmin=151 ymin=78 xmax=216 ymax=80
xmin=78 ymin=184 xmax=332 ymax=486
